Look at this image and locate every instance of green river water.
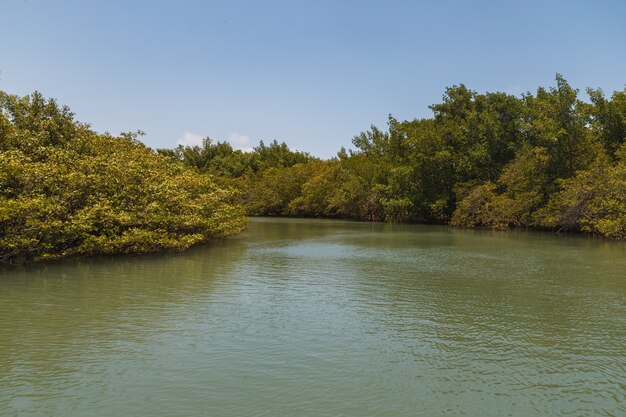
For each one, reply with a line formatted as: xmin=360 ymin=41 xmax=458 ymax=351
xmin=1 ymin=218 xmax=625 ymax=416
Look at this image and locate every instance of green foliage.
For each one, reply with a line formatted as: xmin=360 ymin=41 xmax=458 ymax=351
xmin=586 ymin=88 xmax=626 ymax=157
xmin=536 ymin=150 xmax=626 ymax=238
xmin=7 ymin=74 xmax=622 ymax=255
xmin=452 ymin=145 xmax=550 ymax=229
xmin=381 ymin=197 xmax=413 ymax=223
xmin=521 ymin=75 xmax=600 ymax=181
xmin=0 ymin=92 xmax=246 ymax=263
xmin=158 ymin=138 xmax=313 ymax=178
xmin=288 ymin=161 xmax=341 ymax=217
xmin=450 ymin=182 xmax=499 ymax=228
xmin=244 ymin=165 xmax=308 ymax=216
xmin=165 ymin=75 xmax=623 ymax=239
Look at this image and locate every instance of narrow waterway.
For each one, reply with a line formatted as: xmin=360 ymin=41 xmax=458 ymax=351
xmin=1 ymin=218 xmax=624 ymax=416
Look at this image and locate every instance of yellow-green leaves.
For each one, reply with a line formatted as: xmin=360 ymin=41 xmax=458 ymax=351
xmin=0 ymin=92 xmax=246 ymax=263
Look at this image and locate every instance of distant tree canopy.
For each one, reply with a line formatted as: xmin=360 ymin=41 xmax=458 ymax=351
xmin=2 ymin=75 xmax=624 ymax=264
xmin=169 ymin=75 xmax=626 ymax=239
xmin=157 ymin=138 xmax=312 ymax=178
xmin=0 ymin=91 xmax=246 ymax=263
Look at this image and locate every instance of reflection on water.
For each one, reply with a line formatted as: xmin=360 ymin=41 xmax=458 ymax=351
xmin=1 ymin=218 xmax=625 ymax=416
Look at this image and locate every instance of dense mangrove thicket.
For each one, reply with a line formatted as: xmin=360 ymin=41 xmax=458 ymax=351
xmin=0 ymin=92 xmax=246 ymax=263
xmin=163 ymin=76 xmax=626 ymax=239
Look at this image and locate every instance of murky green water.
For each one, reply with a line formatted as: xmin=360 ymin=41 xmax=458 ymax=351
xmin=1 ymin=218 xmax=625 ymax=416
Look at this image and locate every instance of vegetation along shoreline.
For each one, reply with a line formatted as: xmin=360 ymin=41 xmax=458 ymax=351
xmin=1 ymin=75 xmax=625 ymax=263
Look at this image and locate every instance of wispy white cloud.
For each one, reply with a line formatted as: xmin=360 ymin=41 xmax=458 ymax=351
xmin=505 ymin=85 xmax=523 ymax=96
xmin=227 ymin=132 xmax=254 ymax=152
xmin=176 ymin=131 xmax=203 ymax=147
xmin=175 ymin=131 xmax=254 ymax=152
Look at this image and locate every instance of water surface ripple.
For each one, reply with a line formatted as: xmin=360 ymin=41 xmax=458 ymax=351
xmin=1 ymin=218 xmax=625 ymax=416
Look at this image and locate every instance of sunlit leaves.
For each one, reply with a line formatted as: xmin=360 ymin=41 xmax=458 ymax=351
xmin=0 ymin=92 xmax=246 ymax=263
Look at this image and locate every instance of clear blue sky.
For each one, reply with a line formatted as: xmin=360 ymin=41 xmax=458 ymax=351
xmin=1 ymin=0 xmax=625 ymax=157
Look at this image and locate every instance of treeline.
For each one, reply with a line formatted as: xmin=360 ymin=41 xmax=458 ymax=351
xmin=163 ymin=75 xmax=626 ymax=239
xmin=0 ymin=92 xmax=246 ymax=263
xmin=2 ymin=75 xmax=622 ymax=264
